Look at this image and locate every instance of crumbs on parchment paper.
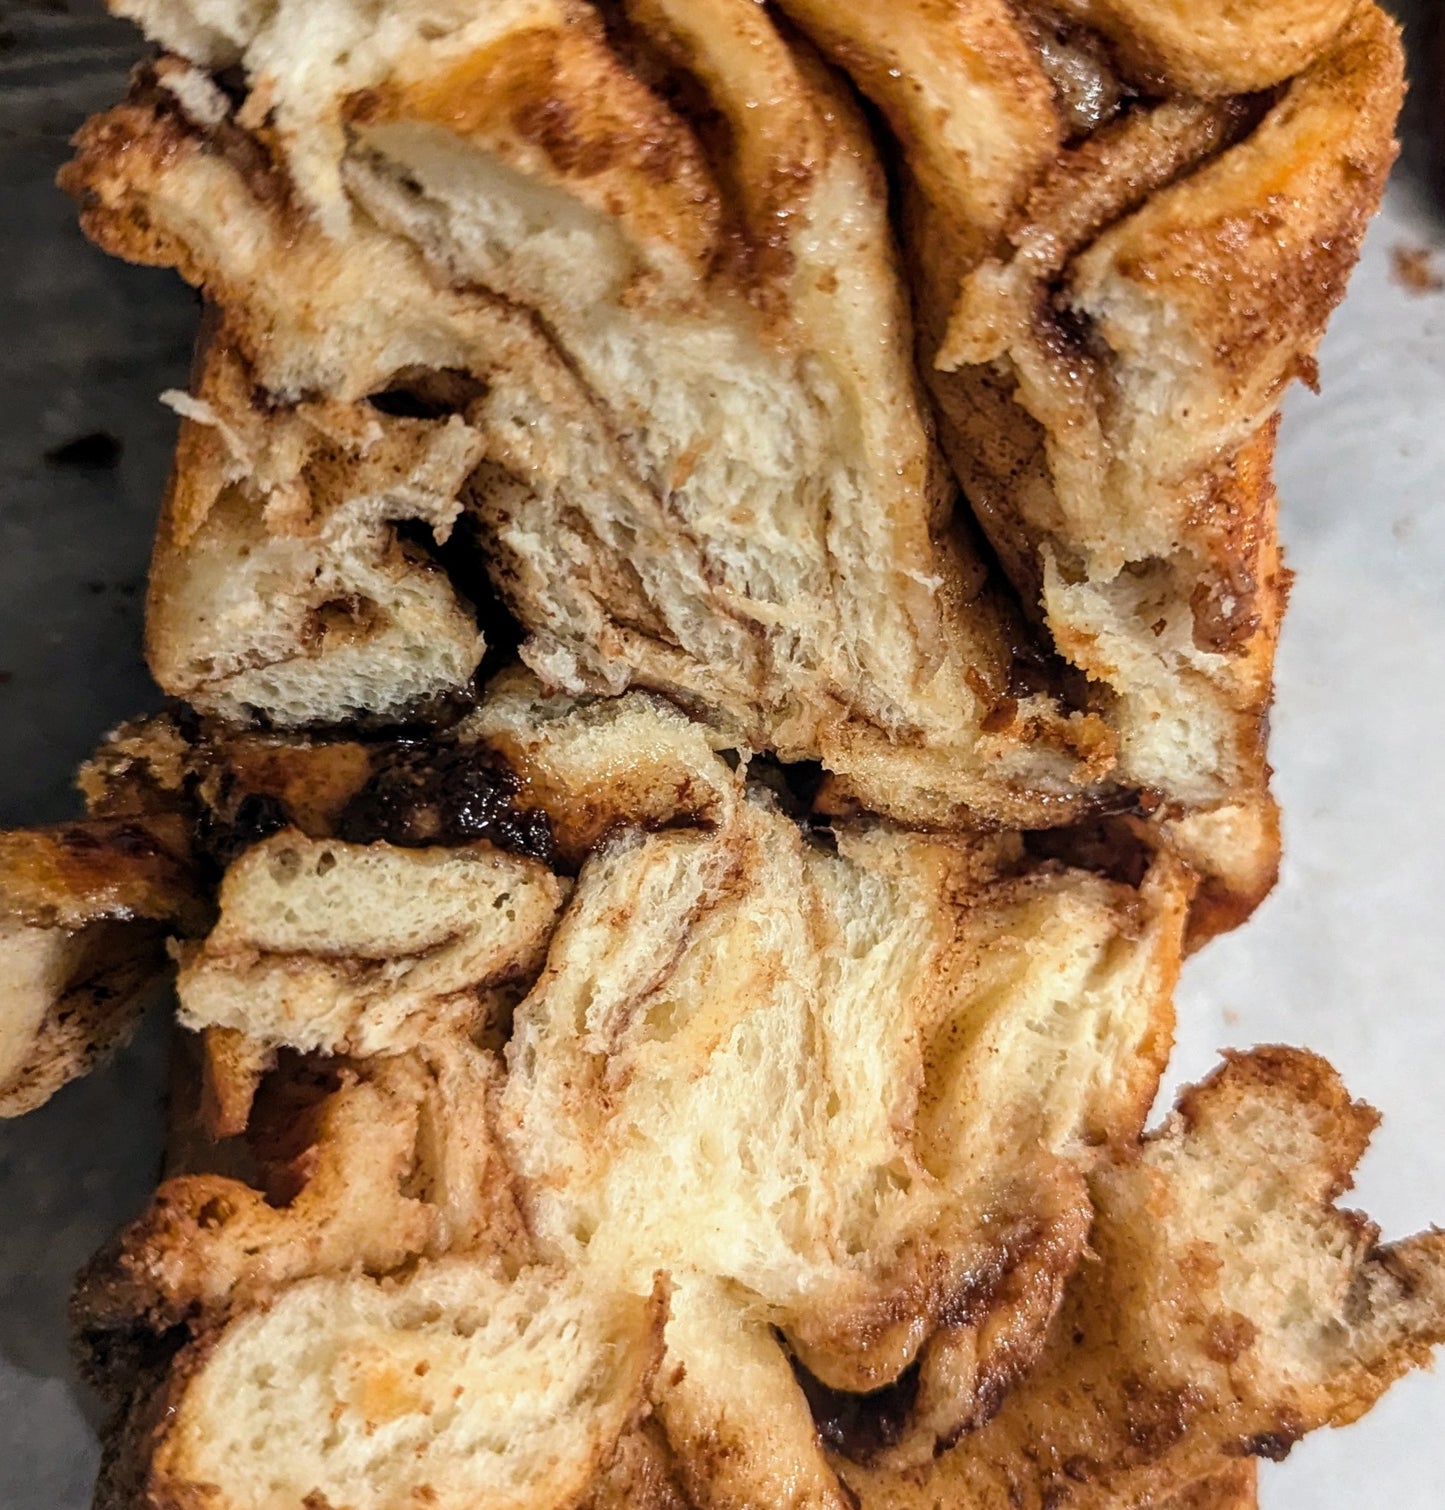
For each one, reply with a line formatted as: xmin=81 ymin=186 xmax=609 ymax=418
xmin=1391 ymin=244 xmax=1444 ymax=295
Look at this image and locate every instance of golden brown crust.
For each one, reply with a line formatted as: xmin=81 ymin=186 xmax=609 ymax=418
xmin=1048 ymin=0 xmax=1360 ymax=96
xmin=582 ymin=1420 xmax=696 ymax=1510
xmin=770 ymin=0 xmax=1060 ymax=270
xmin=351 ymin=16 xmax=723 ymax=271
xmin=1166 ymin=795 xmax=1284 ymax=952
xmin=842 ymin=1048 xmax=1445 ymax=1509
xmin=0 ymin=925 xmax=171 ymax=1119
xmin=1070 ymin=6 xmax=1403 ymax=414
xmin=773 ymin=1 xmax=1399 ymax=924
xmin=74 ymin=1037 xmax=533 ymax=1371
xmin=0 ymin=816 xmax=208 ymax=1116
xmin=1157 ymin=1460 xmax=1258 ymax=1510
xmin=0 ymin=815 xmax=198 ymax=931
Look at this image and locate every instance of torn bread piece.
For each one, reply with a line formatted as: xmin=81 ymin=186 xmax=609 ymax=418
xmin=501 ymin=794 xmax=1190 ymax=1472
xmin=175 ymin=830 xmax=567 ymax=1057
xmin=62 ymin=0 xmax=1402 ymax=925
xmin=0 ymin=816 xmax=205 ymax=1116
xmin=77 ymin=748 xmax=1192 ymax=1510
xmin=460 ymin=666 xmax=737 ymax=868
xmin=98 ymin=1257 xmax=668 ymax=1510
xmin=75 ymin=1034 xmax=530 ymax=1352
xmin=67 ymin=0 xmax=1121 ymax=839
xmin=147 ymin=340 xmax=488 ymax=726
xmin=774 ymin=0 xmax=1402 ymax=928
xmin=843 ymin=1048 xmax=1445 ymax=1509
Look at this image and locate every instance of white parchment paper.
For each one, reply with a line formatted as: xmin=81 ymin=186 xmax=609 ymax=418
xmin=1167 ymin=179 xmax=1445 ymax=1505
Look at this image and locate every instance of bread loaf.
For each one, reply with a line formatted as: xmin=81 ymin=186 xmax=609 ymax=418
xmin=11 ymin=5 xmax=1433 ymax=1507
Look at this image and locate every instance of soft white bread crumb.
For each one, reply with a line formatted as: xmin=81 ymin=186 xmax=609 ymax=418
xmin=177 ymin=831 xmax=566 ymax=1056
xmin=502 ymin=791 xmax=1189 ymax=1464
xmin=148 ymin=342 xmax=487 ymax=726
xmin=147 ymin=1258 xmax=667 ymax=1510
xmin=844 ymin=1047 xmax=1445 ymax=1509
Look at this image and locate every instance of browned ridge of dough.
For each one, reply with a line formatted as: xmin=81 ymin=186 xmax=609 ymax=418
xmin=0 ymin=814 xmax=207 ymax=1116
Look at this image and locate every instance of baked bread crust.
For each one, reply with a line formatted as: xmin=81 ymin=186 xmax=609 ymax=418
xmin=0 ymin=815 xmax=206 ymax=1116
xmin=57 ymin=0 xmax=1402 ymax=924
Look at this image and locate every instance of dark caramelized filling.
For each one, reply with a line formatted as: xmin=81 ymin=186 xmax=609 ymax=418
xmin=1025 ymin=816 xmax=1156 ymax=888
xmin=334 ymin=740 xmax=555 ymax=862
xmin=793 ymin=1355 xmax=922 ymax=1465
